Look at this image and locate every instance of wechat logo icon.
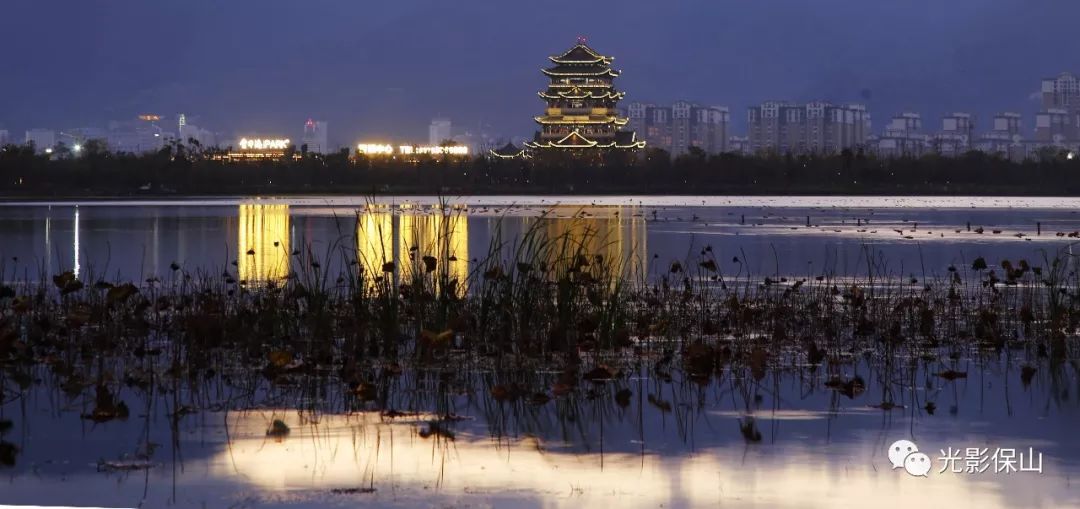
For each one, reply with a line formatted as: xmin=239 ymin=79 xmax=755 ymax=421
xmin=888 ymin=439 xmax=930 ymax=477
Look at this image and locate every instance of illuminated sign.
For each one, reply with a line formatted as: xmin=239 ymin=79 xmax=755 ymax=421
xmin=357 ymin=143 xmax=468 ymax=156
xmin=138 ymin=114 xmax=161 ymax=122
xmin=401 ymin=145 xmax=470 ymax=156
xmin=356 ymin=143 xmax=394 ymax=155
xmin=239 ymin=138 xmax=290 ymax=151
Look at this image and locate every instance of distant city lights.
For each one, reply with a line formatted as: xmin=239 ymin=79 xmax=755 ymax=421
xmin=239 ymin=138 xmax=291 ymax=151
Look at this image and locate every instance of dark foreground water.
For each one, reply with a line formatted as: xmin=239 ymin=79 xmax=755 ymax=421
xmin=1 ymin=354 xmax=1077 ymax=508
xmin=1 ymin=195 xmax=1079 ymax=508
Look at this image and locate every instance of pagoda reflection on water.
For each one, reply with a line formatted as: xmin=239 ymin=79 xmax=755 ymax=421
xmin=495 ymin=39 xmax=644 ymax=159
xmin=355 ymin=205 xmax=646 ymax=290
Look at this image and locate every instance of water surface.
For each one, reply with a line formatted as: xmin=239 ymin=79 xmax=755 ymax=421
xmin=0 ymin=195 xmax=1078 ymax=508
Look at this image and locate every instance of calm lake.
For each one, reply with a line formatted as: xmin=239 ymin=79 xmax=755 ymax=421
xmin=1 ymin=195 xmax=1079 ymax=508
xmin=2 ymin=195 xmax=1080 ymax=282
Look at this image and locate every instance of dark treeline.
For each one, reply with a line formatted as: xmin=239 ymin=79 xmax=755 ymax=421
xmin=1 ymin=141 xmax=1079 ymax=197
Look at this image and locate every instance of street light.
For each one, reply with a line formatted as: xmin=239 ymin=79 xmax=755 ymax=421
xmin=1069 ymin=152 xmax=1075 ymax=160
xmin=73 ymin=144 xmax=82 ymax=154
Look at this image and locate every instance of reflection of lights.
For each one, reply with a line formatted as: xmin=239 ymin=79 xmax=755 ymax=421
xmin=356 ymin=208 xmax=394 ymax=273
xmin=356 ymin=143 xmax=394 ymax=155
xmin=209 ymin=411 xmax=1071 ymax=507
xmin=73 ymin=207 xmax=80 ymax=279
xmin=354 ymin=207 xmax=468 ymax=294
xmin=537 ymin=208 xmax=647 ymax=282
xmin=400 ymin=211 xmax=468 ymax=291
xmin=353 ymin=205 xmax=645 ymax=293
xmin=238 ymin=204 xmax=290 ymax=283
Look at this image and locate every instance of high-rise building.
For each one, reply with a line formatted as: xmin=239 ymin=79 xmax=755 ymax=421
xmin=672 ymin=101 xmax=728 ymax=156
xmin=1041 ymin=73 xmax=1080 ymax=112
xmin=931 ymin=113 xmax=974 ymax=156
xmin=176 ymin=113 xmax=216 ymax=149
xmin=25 ymin=129 xmax=57 ymax=153
xmin=874 ymin=113 xmax=928 ymax=158
xmin=747 ymin=101 xmax=868 ymax=155
xmin=625 ymin=101 xmax=729 ymax=155
xmin=991 ymin=112 xmax=1022 ymax=136
xmin=0 ymin=130 xmax=9 ymax=146
xmin=804 ymin=102 xmax=870 ymax=154
xmin=428 ymin=118 xmax=451 ymax=147
xmin=451 ymin=128 xmax=497 ymax=156
xmin=626 ymin=103 xmax=671 ymax=154
xmin=1036 ymin=73 xmax=1080 ymax=143
xmin=1034 ymin=109 xmax=1074 ymax=144
xmin=974 ymin=112 xmax=1027 ymax=161
xmin=302 ymin=119 xmax=330 ymax=154
xmin=728 ymin=136 xmax=751 ymax=155
xmin=748 ymin=101 xmax=802 ymax=154
xmin=106 ymin=116 xmax=166 ymax=154
xmin=525 ymin=40 xmax=644 ymax=152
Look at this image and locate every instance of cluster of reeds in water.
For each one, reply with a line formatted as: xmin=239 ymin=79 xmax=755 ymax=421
xmin=1 ymin=206 xmax=1079 ymax=463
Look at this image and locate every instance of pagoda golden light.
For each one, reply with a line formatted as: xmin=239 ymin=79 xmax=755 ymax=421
xmin=525 ymin=40 xmax=645 ymax=152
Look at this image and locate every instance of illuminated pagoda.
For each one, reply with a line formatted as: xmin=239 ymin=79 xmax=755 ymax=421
xmin=525 ymin=38 xmax=645 ymax=153
xmin=489 ymin=141 xmax=530 ymax=159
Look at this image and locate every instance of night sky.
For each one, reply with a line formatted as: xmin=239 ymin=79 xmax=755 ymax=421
xmin=2 ymin=0 xmax=1078 ymax=145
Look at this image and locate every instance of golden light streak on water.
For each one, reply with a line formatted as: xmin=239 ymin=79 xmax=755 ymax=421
xmin=238 ymin=204 xmax=290 ymax=283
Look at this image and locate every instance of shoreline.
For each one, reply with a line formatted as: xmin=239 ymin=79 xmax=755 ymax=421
xmin=5 ymin=194 xmax=1080 ymax=209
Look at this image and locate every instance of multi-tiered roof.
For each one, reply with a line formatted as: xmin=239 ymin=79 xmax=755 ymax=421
xmin=525 ymin=41 xmax=644 ymax=151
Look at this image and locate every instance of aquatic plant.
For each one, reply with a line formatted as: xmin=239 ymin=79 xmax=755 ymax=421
xmin=0 ymin=208 xmax=1078 ymax=458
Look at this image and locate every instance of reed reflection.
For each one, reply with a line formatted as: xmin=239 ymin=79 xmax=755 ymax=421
xmin=355 ymin=204 xmax=468 ymax=292
xmin=353 ymin=205 xmax=645 ymax=292
xmin=530 ymin=208 xmax=647 ymax=282
xmin=238 ymin=204 xmax=290 ymax=283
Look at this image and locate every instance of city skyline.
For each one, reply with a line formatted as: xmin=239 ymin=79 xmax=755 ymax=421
xmin=10 ymin=74 xmax=1077 ymax=160
xmin=2 ymin=0 xmax=1079 ymax=141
